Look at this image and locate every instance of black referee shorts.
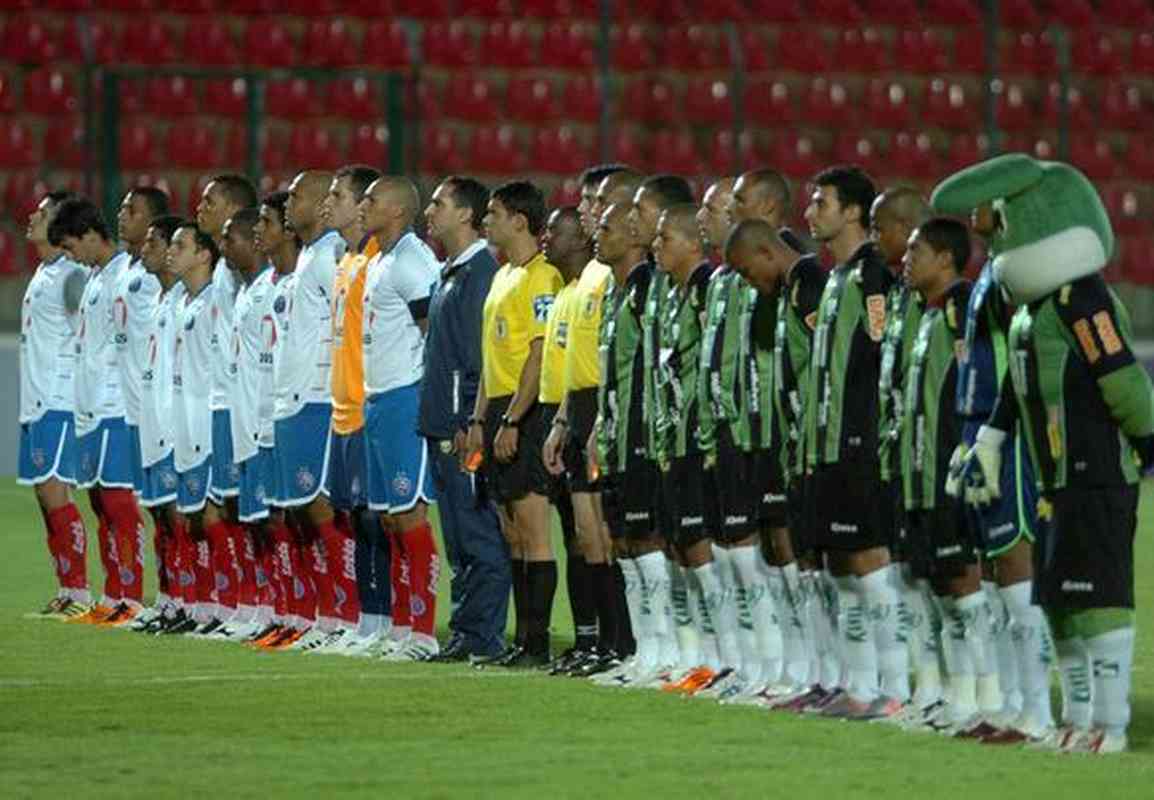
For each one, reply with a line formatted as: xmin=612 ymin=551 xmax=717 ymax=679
xmin=482 ymin=395 xmax=550 ymax=505
xmin=564 ymin=387 xmax=601 ymax=493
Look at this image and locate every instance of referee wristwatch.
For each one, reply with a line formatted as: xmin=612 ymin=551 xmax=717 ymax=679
xmin=500 ymin=413 xmax=520 ymax=429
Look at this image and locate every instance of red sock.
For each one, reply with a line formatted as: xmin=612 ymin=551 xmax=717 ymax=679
xmin=204 ymin=520 xmax=238 ymax=612
xmin=46 ymin=503 xmax=88 ymax=592
xmin=290 ymin=539 xmax=317 ymax=622
xmin=89 ymin=489 xmax=122 ymax=604
xmin=231 ymin=523 xmax=259 ymax=608
xmin=320 ymin=517 xmax=360 ymax=625
xmin=270 ymin=521 xmax=295 ymax=620
xmin=148 ymin=509 xmax=171 ymax=596
xmin=399 ymin=522 xmax=439 ymax=637
xmin=101 ymin=488 xmax=145 ymax=603
xmin=172 ymin=515 xmax=199 ymax=605
xmin=390 ymin=534 xmax=412 ymax=630
xmin=305 ymin=535 xmax=337 ymax=623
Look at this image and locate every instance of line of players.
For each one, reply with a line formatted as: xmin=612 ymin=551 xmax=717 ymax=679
xmin=18 ymin=159 xmax=1144 ymax=754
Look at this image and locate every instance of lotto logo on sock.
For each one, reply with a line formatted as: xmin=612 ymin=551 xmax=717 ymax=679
xmin=334 ymin=585 xmax=347 ymax=610
xmin=215 ymin=573 xmax=232 ymax=592
xmin=410 ymin=595 xmax=426 ymax=618
xmin=255 ymin=567 xmax=268 ymax=588
xmin=428 ymin=555 xmax=441 ymax=596
xmin=120 ymin=567 xmax=137 ymax=586
xmin=313 ymin=543 xmax=329 ymax=574
xmin=197 ymin=542 xmax=210 ymax=568
xmin=58 ymin=555 xmax=72 ymax=575
xmin=70 ymin=522 xmax=85 ymax=554
xmin=341 ymin=539 xmax=356 ymax=581
xmin=1093 ymin=659 xmax=1121 ymax=678
xmin=293 ymin=577 xmax=306 ymax=600
xmin=180 ymin=570 xmax=195 ymax=588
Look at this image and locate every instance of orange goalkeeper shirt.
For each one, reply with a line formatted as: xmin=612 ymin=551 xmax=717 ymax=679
xmin=331 ymin=234 xmax=380 ymax=434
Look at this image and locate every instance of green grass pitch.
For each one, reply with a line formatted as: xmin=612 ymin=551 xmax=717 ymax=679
xmin=3 ymin=479 xmax=1154 ymax=799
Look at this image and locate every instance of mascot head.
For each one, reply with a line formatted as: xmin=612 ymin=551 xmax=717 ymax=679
xmin=930 ymin=153 xmax=1114 ymax=305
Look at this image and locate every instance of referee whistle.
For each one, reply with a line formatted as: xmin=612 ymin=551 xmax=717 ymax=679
xmin=465 ymin=450 xmax=484 ymax=473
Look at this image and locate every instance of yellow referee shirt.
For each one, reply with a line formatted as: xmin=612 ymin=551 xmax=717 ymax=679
xmin=539 ymin=280 xmax=578 ymax=404
xmin=331 ymin=235 xmax=379 ymax=434
xmin=563 ymin=259 xmax=612 ymax=392
xmin=481 ymin=251 xmax=564 ymax=399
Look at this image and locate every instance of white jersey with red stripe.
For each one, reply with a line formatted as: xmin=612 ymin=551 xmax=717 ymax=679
xmin=273 ymin=229 xmax=345 ymax=421
xmin=139 ymin=282 xmax=185 ymax=467
xmin=173 ymin=282 xmax=216 ymax=472
xmin=112 ymin=258 xmax=162 ymax=426
xmin=229 ymin=266 xmax=277 ymax=464
xmin=74 ymin=250 xmax=132 ymax=436
xmin=209 ymin=258 xmax=238 ymax=412
xmin=19 ymin=254 xmax=88 ymax=423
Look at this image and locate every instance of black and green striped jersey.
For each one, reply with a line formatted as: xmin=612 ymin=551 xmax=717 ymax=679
xmin=653 ymin=262 xmax=711 ymax=464
xmin=900 ymin=280 xmax=969 ymax=511
xmin=804 ymin=241 xmax=895 ymax=468
xmin=878 ymin=282 xmax=924 ymax=484
xmin=641 ymin=266 xmax=671 ymax=462
xmin=696 ymin=267 xmax=743 ymax=455
xmin=991 ymin=274 xmax=1154 ymax=491
xmin=773 ymin=254 xmax=826 ymax=482
xmin=596 ymin=260 xmax=653 ymax=475
xmin=741 ymin=282 xmax=778 ymax=453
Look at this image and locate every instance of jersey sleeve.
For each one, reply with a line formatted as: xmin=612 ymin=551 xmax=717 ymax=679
xmin=944 ymin=282 xmax=972 ymax=343
xmin=394 ymin=246 xmax=436 ymax=322
xmin=793 ymin=262 xmax=825 ymax=332
xmin=524 ymin=265 xmax=562 ymax=340
xmin=859 ymin=258 xmax=894 ymax=343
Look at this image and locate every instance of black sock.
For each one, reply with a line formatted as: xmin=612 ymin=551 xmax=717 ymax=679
xmin=567 ymin=552 xmax=598 ymax=651
xmin=512 ymin=559 xmax=528 ymax=647
xmin=611 ymin=562 xmax=635 ymax=656
xmin=590 ymin=562 xmax=619 ymax=653
xmin=526 ymin=560 xmax=558 ymax=656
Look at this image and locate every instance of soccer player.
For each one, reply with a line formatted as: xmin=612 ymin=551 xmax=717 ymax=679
xmin=322 ymin=164 xmax=391 ymax=657
xmin=269 ymin=170 xmax=351 ymax=652
xmin=19 ymin=191 xmax=90 ymax=618
xmin=421 ymin=176 xmax=510 ymax=661
xmin=359 ymin=176 xmax=441 ymax=661
xmin=132 ymin=214 xmax=193 ymax=634
xmin=112 ymin=186 xmax=169 ymax=624
xmin=464 ymin=181 xmax=564 ymax=667
xmin=48 ymin=198 xmax=146 ymax=625
xmin=801 ymin=166 xmax=903 ymax=718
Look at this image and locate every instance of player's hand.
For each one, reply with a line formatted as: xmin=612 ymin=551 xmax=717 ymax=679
xmin=944 ymin=444 xmax=967 ymax=498
xmin=494 ymin=425 xmax=519 ymax=463
xmin=452 ymin=428 xmax=467 ymax=456
xmin=462 ymin=423 xmax=484 ymax=470
xmin=542 ymin=424 xmax=567 ymax=476
xmin=964 ymin=425 xmax=1006 ymax=506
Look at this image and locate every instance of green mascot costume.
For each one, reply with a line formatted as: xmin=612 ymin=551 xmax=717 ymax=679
xmin=933 ymin=153 xmax=1154 ymax=754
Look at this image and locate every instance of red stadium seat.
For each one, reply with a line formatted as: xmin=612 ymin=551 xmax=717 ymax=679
xmin=746 ymin=0 xmax=803 ymax=21
xmin=480 ymin=21 xmax=536 ymax=69
xmin=888 ymin=132 xmax=939 ymax=180
xmin=1119 ymin=234 xmax=1154 ymax=284
xmin=395 ymin=0 xmax=452 ymax=17
xmin=224 ymin=125 xmax=288 ymax=172
xmin=56 ymin=18 xmax=119 ymax=64
xmin=423 ymin=22 xmax=477 ymax=68
xmin=1105 ymin=186 xmax=1150 ymax=236
xmin=776 ymin=27 xmax=830 ymax=73
xmin=347 ymin=124 xmax=389 ymax=166
xmin=1072 ymin=30 xmax=1123 ymax=77
xmin=302 ymin=20 xmax=361 ymax=67
xmin=864 ymin=80 xmax=913 ymax=129
xmin=611 ymin=24 xmax=655 ymax=71
xmin=362 ymin=21 xmax=412 ymax=68
xmin=22 ymin=68 xmax=78 ymax=115
xmin=457 ymin=0 xmax=517 ymax=17
xmin=244 ymin=20 xmax=298 ymax=68
xmin=413 ymin=76 xmax=444 ymax=119
xmin=266 ymin=79 xmax=325 ymax=120
xmin=836 ymin=28 xmax=889 ymax=73
xmin=994 ymin=81 xmax=1036 ymax=131
xmin=1041 ymin=82 xmax=1094 ymax=130
xmin=663 ymin=26 xmax=723 ymax=72
xmin=708 ymin=129 xmax=763 ymax=175
xmin=1000 ymin=0 xmax=1041 ymax=28
xmin=1070 ymin=138 xmax=1118 ymax=181
xmin=923 ymin=80 xmax=976 ymax=130
xmin=288 ymin=125 xmax=343 ymax=170
xmin=1049 ymin=0 xmax=1095 ymax=28
xmin=531 ymin=126 xmax=589 ymax=175
xmin=522 ymin=0 xmax=597 ymax=18
xmin=605 ymin=126 xmax=650 ymax=172
xmin=1 ymin=15 xmax=57 ymax=63
xmin=1102 ymin=82 xmax=1149 ymax=131
xmin=944 ymin=132 xmax=989 ymax=170
xmin=419 ymin=124 xmax=465 ymax=174
xmin=550 ymin=177 xmax=582 ymax=208
xmin=539 ymin=22 xmax=595 ymax=70
xmin=328 ymin=77 xmax=379 ymax=119
xmin=204 ymin=78 xmax=249 ymax=117
xmin=772 ymin=132 xmax=823 ymax=180
xmin=0 ymin=74 xmax=13 ymax=114
xmin=811 ymin=0 xmax=863 ymax=25
xmin=893 ymin=28 xmax=949 ymax=74
xmin=345 ymin=0 xmax=398 ymax=17
xmin=744 ymin=79 xmax=796 ymax=127
xmin=283 ymin=0 xmax=342 ymax=14
xmin=1099 ymin=0 xmax=1154 ymax=29
xmin=803 ymin=78 xmax=854 ymax=127
xmin=0 ymin=231 xmax=16 ymax=275
xmin=720 ymin=28 xmax=772 ymax=72
xmin=231 ymin=0 xmax=276 ymax=12
xmin=696 ymin=0 xmax=748 ymax=22
xmin=120 ymin=19 xmax=180 ymax=64
xmin=119 ymin=120 xmax=161 ymax=170
xmin=1003 ymin=31 xmax=1055 ymax=76
xmin=182 ymin=19 xmax=240 ymax=66
xmin=470 ymin=125 xmax=525 ymax=173
xmin=167 ymin=123 xmax=221 ymax=169
xmin=833 ymin=132 xmax=880 ymax=176
xmin=562 ymin=75 xmax=603 ymax=123
xmin=640 ymin=78 xmax=683 ymax=124
xmin=168 ymin=0 xmax=219 ymax=11
xmin=44 ymin=118 xmax=86 ymax=169
xmin=652 ymin=131 xmax=704 ymax=176
xmin=684 ymin=78 xmax=735 ymax=124
xmin=0 ymin=121 xmax=37 ymax=167
xmin=507 ymin=77 xmax=560 ymax=122
xmin=858 ymin=0 xmax=920 ymax=25
xmin=443 ymin=74 xmax=502 ymax=122
xmin=1123 ymin=137 xmax=1154 ymax=180
xmin=951 ymin=26 xmax=986 ymax=73
xmin=145 ymin=76 xmax=200 ymax=117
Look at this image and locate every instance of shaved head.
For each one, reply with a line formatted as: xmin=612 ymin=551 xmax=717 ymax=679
xmin=653 ymin=203 xmax=705 ymax=277
xmin=286 ymin=170 xmax=333 ymax=238
xmin=730 ymin=169 xmax=791 ymax=226
xmin=870 ymin=186 xmax=930 ymax=267
xmin=698 ymin=177 xmax=736 ymax=251
xmin=659 ymin=203 xmax=702 ymax=242
xmin=725 ymin=218 xmax=796 ymax=293
xmin=368 ymin=175 xmax=421 ymax=226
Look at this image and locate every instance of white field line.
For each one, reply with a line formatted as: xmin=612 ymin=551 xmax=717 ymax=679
xmin=0 ymin=669 xmax=540 ymax=690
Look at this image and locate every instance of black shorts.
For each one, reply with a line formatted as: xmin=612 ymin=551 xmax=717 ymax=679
xmin=660 ymin=454 xmax=719 ymax=549
xmin=752 ymin=449 xmax=789 ymax=529
xmin=482 ymin=396 xmax=550 ymax=505
xmin=713 ymin=430 xmax=760 ymax=543
xmin=812 ymin=457 xmax=890 ymax=552
xmin=786 ymin=479 xmax=816 ymax=556
xmin=1034 ymin=485 xmax=1137 ymax=609
xmin=602 ymin=454 xmax=659 ymax=541
xmin=880 ymin=479 xmax=909 ymax=560
xmin=907 ymin=500 xmax=977 ymax=581
xmin=564 ymin=387 xmax=601 ymax=493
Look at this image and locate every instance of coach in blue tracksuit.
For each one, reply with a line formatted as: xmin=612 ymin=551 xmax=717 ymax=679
xmin=419 ymin=176 xmax=511 ymax=660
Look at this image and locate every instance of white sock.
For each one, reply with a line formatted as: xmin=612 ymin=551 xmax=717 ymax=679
xmin=815 ymin=570 xmax=842 ymax=690
xmin=732 ymin=545 xmax=781 ymax=685
xmin=692 ymin=560 xmax=727 ymax=672
xmin=861 ymin=564 xmax=908 ymax=703
xmin=1087 ymin=627 xmax=1135 ymax=737
xmin=670 ymin=563 xmax=699 ymax=669
xmin=999 ymin=580 xmax=1053 ymax=727
xmin=636 ymin=551 xmax=675 ymax=668
xmin=357 ymin=612 xmax=383 ymax=638
xmin=835 ymin=575 xmax=878 ymax=703
xmin=619 ymin=557 xmax=654 ymax=667
xmin=939 ymin=594 xmax=977 ymax=722
xmin=767 ymin=561 xmax=808 ymax=687
xmin=904 ymin=576 xmax=942 ymax=707
xmin=990 ymin=587 xmax=1023 ymax=719
xmin=1055 ymin=634 xmax=1093 ymax=729
xmin=954 ymin=589 xmax=1001 ymax=715
xmin=799 ymin=571 xmax=821 ymax=686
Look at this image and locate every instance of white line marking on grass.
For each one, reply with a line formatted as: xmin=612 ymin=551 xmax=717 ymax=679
xmin=0 ymin=669 xmax=539 ymax=690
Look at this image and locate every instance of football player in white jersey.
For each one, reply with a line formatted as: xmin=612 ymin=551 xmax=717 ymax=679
xmin=48 ymin=198 xmax=147 ymax=625
xmin=359 ymin=176 xmax=442 ymax=660
xmin=112 ymin=186 xmax=171 ymax=624
xmin=19 ymin=191 xmax=91 ymax=618
xmin=271 ymin=170 xmax=349 ymax=652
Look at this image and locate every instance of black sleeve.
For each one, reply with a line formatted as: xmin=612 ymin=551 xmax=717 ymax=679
xmin=407 ymin=296 xmax=431 ymax=323
xmin=793 ymin=259 xmax=826 ymax=329
xmin=945 ymin=281 xmax=972 ymax=344
xmin=988 ymin=370 xmax=1019 ymax=432
xmin=1053 ymin=275 xmax=1137 ymax=380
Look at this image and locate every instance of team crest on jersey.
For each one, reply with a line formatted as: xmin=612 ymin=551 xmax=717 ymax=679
xmin=495 ymin=316 xmax=508 ymax=339
xmin=410 ymin=595 xmax=427 ymax=618
xmin=392 ymin=471 xmax=412 ymax=497
xmin=274 ymin=296 xmax=287 ymax=314
xmin=557 ymin=320 xmax=569 ymax=348
xmin=161 ymin=469 xmax=178 ymax=489
xmin=184 ymin=316 xmax=196 ymax=331
xmin=185 ymin=474 xmax=201 ymax=495
xmin=120 ymin=567 xmax=137 ymax=586
xmin=228 ymin=462 xmax=241 ymax=483
xmin=128 ymin=276 xmax=143 ymax=293
xmin=296 ymin=467 xmax=316 ymax=492
xmin=533 ymin=294 xmax=555 ymax=322
xmin=30 ymin=448 xmax=46 ymax=469
xmin=583 ymin=296 xmax=597 ymax=319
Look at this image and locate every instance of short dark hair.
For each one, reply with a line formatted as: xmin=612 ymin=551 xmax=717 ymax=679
xmin=226 ymin=207 xmax=260 ymax=240
xmin=209 ymin=173 xmax=258 ymax=210
xmin=334 ymin=164 xmax=382 ymax=200
xmin=812 ymin=165 xmax=877 ymax=228
xmin=47 ymin=198 xmax=111 ymax=246
xmin=443 ymin=176 xmax=490 ymax=233
xmin=579 ymin=163 xmax=629 ymax=189
xmin=147 ymin=214 xmax=185 ymax=244
xmin=129 ymin=185 xmax=170 ymax=218
xmin=916 ymin=217 xmax=971 ymax=271
xmin=551 ymin=206 xmax=583 ymax=228
xmin=176 ymin=223 xmax=221 ymax=266
xmin=261 ymin=191 xmax=290 ymax=229
xmin=642 ymin=174 xmax=695 ymax=209
xmin=493 ymin=180 xmax=547 ymax=237
xmin=44 ymin=190 xmax=75 ymax=207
